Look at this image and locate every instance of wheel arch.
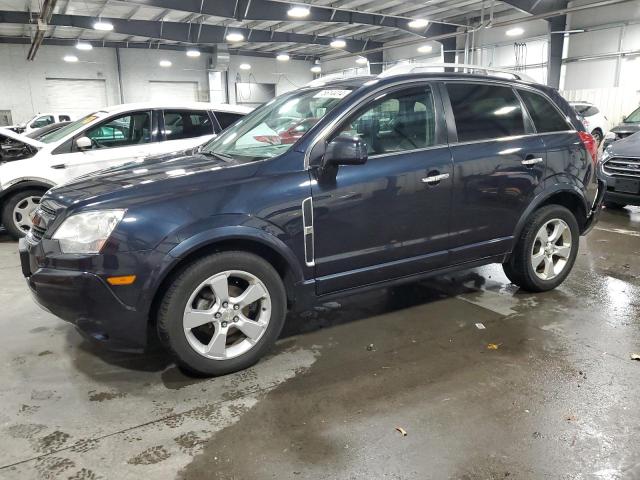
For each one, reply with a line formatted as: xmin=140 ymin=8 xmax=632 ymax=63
xmin=0 ymin=179 xmax=53 ymax=202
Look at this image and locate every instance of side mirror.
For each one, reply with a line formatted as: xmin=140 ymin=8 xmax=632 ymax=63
xmin=76 ymin=137 xmax=92 ymax=150
xmin=322 ymin=135 xmax=368 ymax=168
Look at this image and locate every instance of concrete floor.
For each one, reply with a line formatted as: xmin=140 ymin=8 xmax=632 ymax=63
xmin=1 ymin=207 xmax=640 ymax=480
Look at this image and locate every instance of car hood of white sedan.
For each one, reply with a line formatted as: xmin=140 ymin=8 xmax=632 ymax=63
xmin=0 ymin=127 xmax=45 ymax=149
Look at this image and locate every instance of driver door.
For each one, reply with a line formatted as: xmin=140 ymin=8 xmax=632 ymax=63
xmin=49 ymin=110 xmax=159 ymax=182
xmin=310 ymin=83 xmax=453 ymax=294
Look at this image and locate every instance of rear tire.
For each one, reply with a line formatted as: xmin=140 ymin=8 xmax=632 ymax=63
xmin=503 ymin=205 xmax=579 ymax=292
xmin=1 ymin=189 xmax=45 ymax=239
xmin=157 ymin=251 xmax=287 ymax=376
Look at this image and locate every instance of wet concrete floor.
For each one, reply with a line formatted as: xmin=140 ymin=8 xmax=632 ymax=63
xmin=0 ymin=207 xmax=639 ymax=479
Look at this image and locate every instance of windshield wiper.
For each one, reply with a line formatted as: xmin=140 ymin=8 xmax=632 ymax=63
xmin=199 ymin=151 xmax=234 ymax=162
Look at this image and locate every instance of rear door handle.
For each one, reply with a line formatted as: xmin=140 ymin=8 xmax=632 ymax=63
xmin=521 ymin=157 xmax=543 ymax=166
xmin=421 ymin=173 xmax=450 ymax=185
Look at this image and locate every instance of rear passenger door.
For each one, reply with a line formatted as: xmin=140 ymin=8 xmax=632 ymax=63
xmin=444 ymin=82 xmax=546 ymax=262
xmin=160 ymin=109 xmax=216 ymax=151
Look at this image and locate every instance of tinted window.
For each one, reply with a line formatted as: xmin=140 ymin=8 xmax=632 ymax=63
xmin=163 ymin=110 xmax=213 ymax=140
xmin=336 ymin=86 xmax=437 ymax=155
xmin=59 ymin=115 xmax=71 ymax=122
xmin=84 ymin=111 xmax=152 ymax=149
xmin=215 ymin=111 xmax=244 ymax=130
xmin=31 ymin=115 xmax=54 ymax=128
xmin=447 ymin=83 xmax=525 ymax=142
xmin=572 ymin=104 xmax=598 ymax=117
xmin=519 ymin=90 xmax=570 ymax=133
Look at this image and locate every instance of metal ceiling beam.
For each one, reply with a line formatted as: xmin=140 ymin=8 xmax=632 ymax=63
xmin=124 ymin=0 xmax=462 ymax=35
xmin=499 ymin=0 xmax=567 ymax=16
xmin=0 ymin=10 xmax=381 ymax=53
xmin=0 ymin=35 xmax=313 ymax=60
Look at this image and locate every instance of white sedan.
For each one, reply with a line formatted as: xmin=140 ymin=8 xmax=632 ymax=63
xmin=569 ymin=101 xmax=609 ymax=145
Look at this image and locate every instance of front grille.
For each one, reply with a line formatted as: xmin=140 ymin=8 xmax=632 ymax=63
xmin=603 ymin=156 xmax=640 ymax=179
xmin=26 ymin=200 xmax=58 ymax=245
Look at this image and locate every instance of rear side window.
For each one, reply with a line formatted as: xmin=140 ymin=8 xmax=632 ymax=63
xmin=163 ymin=110 xmax=213 ymax=140
xmin=447 ymin=83 xmax=525 ymax=142
xmin=572 ymin=104 xmax=599 ymax=117
xmin=59 ymin=115 xmax=71 ymax=122
xmin=215 ymin=111 xmax=244 ymax=130
xmin=519 ymin=90 xmax=571 ymax=133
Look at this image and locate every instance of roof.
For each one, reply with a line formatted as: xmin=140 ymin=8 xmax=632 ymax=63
xmin=96 ymin=102 xmax=253 ymax=115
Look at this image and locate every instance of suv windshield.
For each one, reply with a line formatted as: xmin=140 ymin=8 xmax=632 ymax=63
xmin=39 ymin=112 xmax=104 ymax=144
xmin=625 ymin=106 xmax=640 ymax=123
xmin=201 ymin=87 xmax=353 ymax=161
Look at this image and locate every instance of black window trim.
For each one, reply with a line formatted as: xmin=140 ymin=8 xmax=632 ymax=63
xmin=516 ymin=87 xmax=577 ymax=135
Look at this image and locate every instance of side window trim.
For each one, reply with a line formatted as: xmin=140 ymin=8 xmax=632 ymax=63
xmin=209 ymin=110 xmax=222 ymax=133
xmin=512 ymin=88 xmax=537 ymax=135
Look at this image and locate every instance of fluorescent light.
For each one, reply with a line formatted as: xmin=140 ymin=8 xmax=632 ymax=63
xmin=93 ymin=20 xmax=114 ymax=31
xmin=408 ymin=19 xmax=429 ymax=29
xmin=310 ymin=65 xmax=321 ymax=73
xmin=276 ymin=53 xmax=290 ymax=61
xmin=288 ymin=6 xmax=310 ymax=17
xmin=356 ymin=56 xmax=368 ymax=64
xmin=239 ymin=63 xmax=251 ymax=70
xmin=159 ymin=59 xmax=172 ymax=67
xmin=75 ymin=41 xmax=92 ymax=51
xmin=186 ymin=49 xmax=200 ymax=57
xmin=330 ymin=39 xmax=346 ymax=49
xmin=63 ymin=55 xmax=78 ymax=62
xmin=417 ymin=44 xmax=433 ymax=53
xmin=226 ymin=32 xmax=244 ymax=42
xmin=506 ymin=27 xmax=524 ymax=37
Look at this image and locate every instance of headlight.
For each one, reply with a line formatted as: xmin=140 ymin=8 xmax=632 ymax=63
xmin=52 ymin=209 xmax=125 ymax=254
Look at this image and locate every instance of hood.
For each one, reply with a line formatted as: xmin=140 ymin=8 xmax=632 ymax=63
xmin=46 ymin=151 xmax=256 ymax=207
xmin=0 ymin=127 xmax=44 ymax=148
xmin=611 ymin=123 xmax=640 ymax=135
xmin=608 ymin=131 xmax=640 ymax=157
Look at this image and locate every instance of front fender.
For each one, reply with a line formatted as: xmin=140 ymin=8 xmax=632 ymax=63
xmin=0 ymin=179 xmax=54 ymax=201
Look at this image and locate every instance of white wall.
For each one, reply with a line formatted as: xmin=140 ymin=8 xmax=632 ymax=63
xmin=0 ymin=44 xmax=313 ymax=124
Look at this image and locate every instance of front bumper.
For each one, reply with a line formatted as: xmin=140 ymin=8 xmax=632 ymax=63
xmin=19 ymin=238 xmax=150 ymax=352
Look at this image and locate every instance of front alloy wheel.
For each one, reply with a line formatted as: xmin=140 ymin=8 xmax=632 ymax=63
xmin=1 ymin=189 xmax=45 ymax=239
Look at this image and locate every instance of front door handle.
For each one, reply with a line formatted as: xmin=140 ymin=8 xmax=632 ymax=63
xmin=421 ymin=172 xmax=450 ymax=185
xmin=521 ymin=157 xmax=543 ymax=166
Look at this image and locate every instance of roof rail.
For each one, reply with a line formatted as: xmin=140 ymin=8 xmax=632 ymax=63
xmin=378 ymin=62 xmax=536 ymax=83
xmin=305 ymin=70 xmax=370 ymax=87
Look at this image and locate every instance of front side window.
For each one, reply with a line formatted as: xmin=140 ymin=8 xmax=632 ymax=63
xmin=519 ymin=90 xmax=571 ymax=133
xmin=163 ymin=110 xmax=213 ymax=140
xmin=447 ymin=83 xmax=525 ymax=142
xmin=202 ymin=87 xmax=353 ymax=162
xmin=335 ymin=86 xmax=437 ymax=155
xmin=83 ymin=111 xmax=152 ymax=149
xmin=31 ymin=115 xmax=54 ymax=128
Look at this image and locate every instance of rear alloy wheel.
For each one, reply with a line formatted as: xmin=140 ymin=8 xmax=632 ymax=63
xmin=158 ymin=251 xmax=286 ymax=376
xmin=503 ymin=205 xmax=579 ymax=292
xmin=1 ymin=189 xmax=44 ymax=239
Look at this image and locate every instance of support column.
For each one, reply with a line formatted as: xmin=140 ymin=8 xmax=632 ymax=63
xmin=441 ymin=37 xmax=456 ymax=64
xmin=366 ymin=51 xmax=384 ymax=75
xmin=547 ymin=15 xmax=566 ymax=88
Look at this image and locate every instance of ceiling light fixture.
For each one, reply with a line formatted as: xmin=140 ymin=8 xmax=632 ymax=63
xmin=310 ymin=65 xmax=321 ymax=73
xmin=159 ymin=59 xmax=172 ymax=67
xmin=93 ymin=20 xmax=114 ymax=31
xmin=75 ymin=41 xmax=92 ymax=51
xmin=63 ymin=54 xmax=78 ymax=62
xmin=226 ymin=32 xmax=244 ymax=42
xmin=186 ymin=49 xmax=201 ymax=57
xmin=506 ymin=27 xmax=524 ymax=37
xmin=417 ymin=44 xmax=433 ymax=53
xmin=239 ymin=63 xmax=251 ymax=70
xmin=408 ymin=19 xmax=429 ymax=29
xmin=330 ymin=39 xmax=346 ymax=49
xmin=276 ymin=53 xmax=290 ymax=61
xmin=287 ymin=6 xmax=310 ymax=18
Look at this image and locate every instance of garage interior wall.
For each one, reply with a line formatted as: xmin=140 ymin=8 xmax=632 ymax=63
xmin=0 ymin=45 xmax=313 ymax=123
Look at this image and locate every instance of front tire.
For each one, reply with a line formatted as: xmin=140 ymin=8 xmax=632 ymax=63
xmin=157 ymin=251 xmax=287 ymax=376
xmin=503 ymin=205 xmax=579 ymax=292
xmin=1 ymin=189 xmax=45 ymax=239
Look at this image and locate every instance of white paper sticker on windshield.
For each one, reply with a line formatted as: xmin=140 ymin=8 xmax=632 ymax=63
xmin=313 ymin=89 xmax=351 ymax=99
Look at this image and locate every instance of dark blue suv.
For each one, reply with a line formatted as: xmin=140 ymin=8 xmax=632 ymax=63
xmin=20 ymin=69 xmax=605 ymax=375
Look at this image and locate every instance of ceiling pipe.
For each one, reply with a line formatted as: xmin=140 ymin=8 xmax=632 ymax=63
xmin=27 ymin=0 xmax=58 ymax=60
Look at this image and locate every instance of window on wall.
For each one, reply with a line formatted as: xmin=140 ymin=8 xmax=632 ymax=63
xmin=163 ymin=110 xmax=213 ymax=140
xmin=447 ymin=83 xmax=525 ymax=142
xmin=519 ymin=90 xmax=572 ymax=133
xmin=84 ymin=111 xmax=152 ymax=149
xmin=336 ymin=86 xmax=437 ymax=155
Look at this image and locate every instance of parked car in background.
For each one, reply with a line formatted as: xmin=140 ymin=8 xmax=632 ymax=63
xmin=569 ymin=101 xmax=608 ymax=145
xmin=20 ymin=70 xmax=603 ymax=376
xmin=603 ymin=104 xmax=640 ymax=149
xmin=26 ymin=121 xmax=72 ymax=141
xmin=0 ymin=102 xmax=251 ymax=238
xmin=8 ymin=113 xmax=73 ymax=134
xmin=601 ymin=131 xmax=640 ymax=208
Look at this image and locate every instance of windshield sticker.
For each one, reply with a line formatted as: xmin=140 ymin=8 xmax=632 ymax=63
xmin=313 ymin=89 xmax=352 ymax=99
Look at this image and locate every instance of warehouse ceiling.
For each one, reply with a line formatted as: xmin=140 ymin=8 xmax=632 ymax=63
xmin=0 ymin=0 xmax=613 ymax=60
